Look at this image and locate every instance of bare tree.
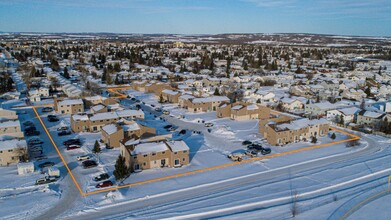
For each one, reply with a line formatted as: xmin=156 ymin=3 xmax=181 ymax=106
xmin=15 ymin=146 xmax=29 ymax=162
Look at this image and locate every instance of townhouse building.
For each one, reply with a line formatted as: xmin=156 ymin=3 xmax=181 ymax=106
xmin=120 ymin=139 xmax=190 ymax=172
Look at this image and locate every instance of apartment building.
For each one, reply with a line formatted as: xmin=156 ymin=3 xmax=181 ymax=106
xmin=183 ymin=96 xmax=230 ymax=113
xmin=261 ymin=118 xmax=330 ymax=146
xmin=161 ymin=89 xmax=181 ymax=103
xmin=217 ymin=102 xmax=271 ymax=121
xmin=120 ymin=139 xmax=190 ymax=172
xmin=71 ymin=109 xmax=145 ymax=132
xmin=101 ymin=121 xmax=156 ymax=148
xmin=0 ymin=120 xmax=23 ymax=138
xmin=54 ymin=98 xmax=84 ymax=114
xmin=0 ymin=108 xmax=18 ymax=120
xmin=0 ymin=139 xmax=27 ymax=166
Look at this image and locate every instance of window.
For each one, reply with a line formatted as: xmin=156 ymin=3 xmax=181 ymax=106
xmin=183 ymin=150 xmax=187 ymax=153
xmin=0 ymin=151 xmax=2 ymax=153
xmin=143 ymin=154 xmax=147 ymax=157
xmin=175 ymin=159 xmax=180 ymax=165
xmin=174 ymin=152 xmax=178 ymax=154
xmin=183 ymin=158 xmax=186 ymax=161
xmin=152 ymin=153 xmax=156 ymax=156
xmin=143 ymin=162 xmax=146 ymax=166
xmin=133 ymin=156 xmax=137 ymax=159
xmin=162 ymin=151 xmax=165 ymax=154
xmin=8 ymin=149 xmax=13 ymax=152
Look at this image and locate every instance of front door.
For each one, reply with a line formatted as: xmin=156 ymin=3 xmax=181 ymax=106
xmin=161 ymin=159 xmax=166 ymax=167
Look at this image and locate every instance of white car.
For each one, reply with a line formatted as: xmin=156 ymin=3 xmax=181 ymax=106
xmin=204 ymin=122 xmax=214 ymax=127
xmin=77 ymin=155 xmax=90 ymax=161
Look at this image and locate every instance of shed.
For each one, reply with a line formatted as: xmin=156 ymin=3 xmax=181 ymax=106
xmin=17 ymin=162 xmax=35 ymax=175
xmin=48 ymin=166 xmax=60 ymax=177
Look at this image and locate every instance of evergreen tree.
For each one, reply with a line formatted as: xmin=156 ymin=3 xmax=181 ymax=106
xmin=364 ymin=86 xmax=371 ymax=97
xmin=226 ymin=58 xmax=231 ymax=78
xmin=214 ymin=88 xmax=220 ymax=96
xmin=63 ymin=67 xmax=70 ymax=79
xmin=330 ymin=133 xmax=336 ymax=140
xmin=113 ymin=155 xmax=129 ymax=181
xmin=311 ymin=136 xmax=317 ymax=143
xmin=93 ymin=140 xmax=101 ymax=154
xmin=115 ymin=74 xmax=120 ymax=85
xmin=114 ymin=62 xmax=121 ymax=72
xmin=101 ymin=68 xmax=107 ymax=83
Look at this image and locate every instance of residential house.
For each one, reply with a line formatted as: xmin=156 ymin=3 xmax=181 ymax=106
xmin=305 ymin=101 xmax=336 ymax=116
xmin=0 ymin=120 xmax=23 ymax=138
xmin=326 ymin=107 xmax=360 ymax=124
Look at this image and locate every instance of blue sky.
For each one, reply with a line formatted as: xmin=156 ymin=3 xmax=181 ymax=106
xmin=0 ymin=0 xmax=390 ymax=36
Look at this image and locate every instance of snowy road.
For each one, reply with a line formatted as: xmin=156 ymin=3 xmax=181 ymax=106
xmin=65 ymin=133 xmax=384 ymax=219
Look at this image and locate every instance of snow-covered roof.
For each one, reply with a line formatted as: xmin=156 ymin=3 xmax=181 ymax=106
xmin=72 ymin=114 xmax=89 ymax=121
xmin=339 ymin=107 xmax=360 ymax=116
xmin=58 ymin=99 xmax=83 ymax=106
xmin=0 ymin=139 xmax=27 ymax=151
xmin=166 ymin=140 xmax=189 ymax=152
xmin=232 ymin=105 xmax=243 ymax=110
xmin=0 ymin=120 xmax=20 ymax=129
xmin=362 ymin=111 xmax=383 ymax=118
xmin=192 ymin=96 xmax=229 ymax=104
xmin=276 ymin=118 xmax=329 ymax=131
xmin=90 ymin=112 xmax=118 ymax=121
xmin=116 ymin=109 xmax=144 ymax=118
xmin=247 ymin=104 xmax=258 ymax=110
xmin=102 ymin=124 xmax=120 ymax=135
xmin=162 ymin=89 xmax=179 ymax=95
xmin=123 ymin=123 xmax=140 ymax=132
xmin=132 ymin=142 xmax=168 ymax=155
xmin=91 ymin=104 xmax=106 ymax=112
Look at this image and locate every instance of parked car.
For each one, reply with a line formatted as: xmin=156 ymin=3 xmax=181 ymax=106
xmin=30 ymin=145 xmax=43 ymax=151
xmin=163 ymin=125 xmax=172 ymax=129
xmin=151 ymin=104 xmax=155 ymax=107
xmin=82 ymin=160 xmax=98 ymax=169
xmin=63 ymin=139 xmax=81 ymax=146
xmin=42 ymin=107 xmax=53 ymax=112
xmin=245 ymin=150 xmax=258 ymax=158
xmin=25 ymin=126 xmax=37 ymax=132
xmin=35 ymin=155 xmax=48 ymax=161
xmin=26 ymin=130 xmax=40 ymax=136
xmin=23 ymin=121 xmax=34 ymax=126
xmin=94 ymin=173 xmax=110 ymax=182
xmin=48 ymin=115 xmax=59 ymax=122
xmin=167 ymin=126 xmax=177 ymax=132
xmin=242 ymin=140 xmax=252 ymax=145
xmin=248 ymin=144 xmax=271 ymax=155
xmin=179 ymin=129 xmax=187 ymax=135
xmin=163 ymin=110 xmax=170 ymax=115
xmin=57 ymin=126 xmax=69 ymax=131
xmin=58 ymin=130 xmax=71 ymax=136
xmin=66 ymin=145 xmax=81 ymax=151
xmin=227 ymin=153 xmax=244 ymax=162
xmin=204 ymin=122 xmax=214 ymax=127
xmin=28 ymin=138 xmax=43 ymax=145
xmin=96 ymin=180 xmax=113 ymax=188
xmin=155 ymin=107 xmax=161 ymax=112
xmin=77 ymin=155 xmax=90 ymax=161
xmin=38 ymin=161 xmax=55 ymax=168
xmin=35 ymin=176 xmax=57 ymax=185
